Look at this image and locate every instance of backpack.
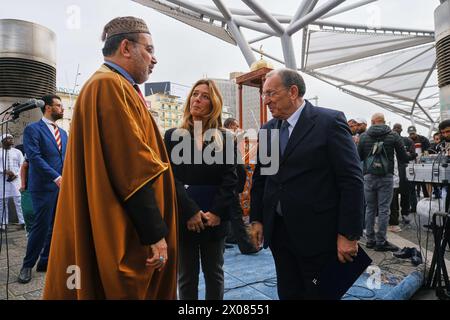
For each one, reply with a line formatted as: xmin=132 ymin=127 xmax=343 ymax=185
xmin=366 ymin=140 xmax=389 ymax=176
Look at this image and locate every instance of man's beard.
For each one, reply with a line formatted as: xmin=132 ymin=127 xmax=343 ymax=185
xmin=51 ymin=112 xmax=63 ymax=121
xmin=135 ymin=65 xmax=150 ymax=84
xmin=132 ymin=50 xmax=150 ymax=84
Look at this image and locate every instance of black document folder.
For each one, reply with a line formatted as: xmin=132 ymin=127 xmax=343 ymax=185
xmin=185 ymin=185 xmax=218 ymax=212
xmin=318 ymin=245 xmax=372 ymax=300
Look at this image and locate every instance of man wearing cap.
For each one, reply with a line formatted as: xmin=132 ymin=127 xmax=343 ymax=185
xmin=407 ymin=125 xmax=431 ymax=154
xmin=0 ymin=134 xmax=25 ymax=231
xmin=43 ymin=17 xmax=178 ymax=299
xmin=18 ymin=95 xmax=67 ymax=284
xmin=355 ymin=118 xmax=367 ymax=135
xmin=351 ymin=118 xmax=367 ymax=145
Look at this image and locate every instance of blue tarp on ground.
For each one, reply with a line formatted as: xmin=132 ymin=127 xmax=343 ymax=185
xmin=196 ymin=245 xmax=423 ymax=300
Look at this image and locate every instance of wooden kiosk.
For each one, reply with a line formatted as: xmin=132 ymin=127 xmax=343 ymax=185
xmin=235 ymin=66 xmax=273 ymax=129
xmin=235 ymin=58 xmax=273 ymax=216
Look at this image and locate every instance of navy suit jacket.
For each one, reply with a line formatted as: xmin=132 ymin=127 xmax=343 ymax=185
xmin=23 ymin=120 xmax=68 ymax=192
xmin=250 ymin=101 xmax=364 ymax=256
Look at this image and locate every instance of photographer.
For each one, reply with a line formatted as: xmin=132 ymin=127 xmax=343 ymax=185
xmin=0 ymin=134 xmax=25 ymax=231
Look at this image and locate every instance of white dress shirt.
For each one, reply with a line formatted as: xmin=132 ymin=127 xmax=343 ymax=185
xmin=42 ymin=116 xmax=59 ymax=140
xmin=41 ymin=117 xmax=62 ymax=184
xmin=284 ymin=100 xmax=306 ymax=137
xmin=275 ymin=100 xmax=306 ymax=216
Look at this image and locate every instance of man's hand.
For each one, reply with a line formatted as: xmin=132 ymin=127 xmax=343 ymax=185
xmin=201 ymin=211 xmax=221 ymax=227
xmin=6 ymin=174 xmax=17 ymax=182
xmin=187 ymin=211 xmax=205 ymax=233
xmin=250 ymin=222 xmax=264 ymax=249
xmin=146 ymin=238 xmax=168 ymax=271
xmin=337 ymin=234 xmax=358 ymax=263
xmin=5 ymin=170 xmax=17 ymax=182
xmin=55 ymin=177 xmax=62 ymax=188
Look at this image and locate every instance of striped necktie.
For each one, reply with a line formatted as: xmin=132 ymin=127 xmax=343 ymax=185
xmin=51 ymin=123 xmax=62 ymax=151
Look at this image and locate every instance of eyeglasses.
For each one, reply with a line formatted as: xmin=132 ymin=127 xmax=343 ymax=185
xmin=261 ymin=88 xmax=288 ymax=100
xmin=128 ymin=39 xmax=155 ymax=55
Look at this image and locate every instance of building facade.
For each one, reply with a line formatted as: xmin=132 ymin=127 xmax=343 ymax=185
xmin=212 ymin=74 xmax=261 ymax=131
xmin=146 ymin=93 xmax=184 ymax=133
xmin=145 ymin=78 xmax=260 ymax=133
xmin=56 ymin=88 xmax=78 ymax=134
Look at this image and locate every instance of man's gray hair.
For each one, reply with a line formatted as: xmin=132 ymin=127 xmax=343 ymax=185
xmin=371 ymin=112 xmax=385 ymax=125
xmin=266 ymin=68 xmax=306 ymax=97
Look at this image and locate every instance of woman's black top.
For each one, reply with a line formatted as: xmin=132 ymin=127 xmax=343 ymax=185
xmin=164 ymin=128 xmax=238 ymax=240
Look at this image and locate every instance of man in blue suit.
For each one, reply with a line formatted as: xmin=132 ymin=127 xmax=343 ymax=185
xmin=250 ymin=69 xmax=364 ymax=299
xmin=18 ymin=95 xmax=67 ymax=284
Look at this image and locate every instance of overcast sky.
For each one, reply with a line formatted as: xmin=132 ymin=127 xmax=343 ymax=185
xmin=1 ymin=0 xmax=439 ymax=135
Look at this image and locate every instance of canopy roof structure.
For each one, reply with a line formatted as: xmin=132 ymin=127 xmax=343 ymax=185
xmin=133 ymin=0 xmax=438 ymax=129
xmin=304 ymin=28 xmax=437 ymax=128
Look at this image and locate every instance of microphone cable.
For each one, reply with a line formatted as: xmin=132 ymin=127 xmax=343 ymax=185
xmin=0 ymin=111 xmax=11 ymax=300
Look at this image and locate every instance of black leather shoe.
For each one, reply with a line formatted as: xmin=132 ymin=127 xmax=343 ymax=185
xmin=393 ymin=247 xmax=414 ymax=259
xmin=36 ymin=261 xmax=47 ymax=272
xmin=241 ymin=247 xmax=262 ymax=255
xmin=18 ymin=267 xmax=32 ymax=284
xmin=366 ymin=241 xmax=376 ymax=249
xmin=374 ymin=241 xmax=399 ymax=252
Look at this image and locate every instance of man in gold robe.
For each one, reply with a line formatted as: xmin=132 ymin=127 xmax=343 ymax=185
xmin=43 ymin=16 xmax=178 ymax=299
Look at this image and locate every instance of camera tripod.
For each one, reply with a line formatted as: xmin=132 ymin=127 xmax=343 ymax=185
xmin=425 ymin=211 xmax=450 ymax=300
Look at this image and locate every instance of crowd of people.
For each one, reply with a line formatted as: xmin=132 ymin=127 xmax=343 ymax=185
xmin=348 ymin=116 xmax=450 ymax=244
xmin=1 ymin=15 xmax=447 ymax=300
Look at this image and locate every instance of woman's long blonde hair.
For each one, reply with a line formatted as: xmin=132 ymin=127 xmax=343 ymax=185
xmin=180 ymin=79 xmax=223 ymax=132
xmin=179 ymin=79 xmax=224 ymax=149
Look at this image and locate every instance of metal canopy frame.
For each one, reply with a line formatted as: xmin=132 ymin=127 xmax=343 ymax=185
xmin=303 ymin=27 xmax=437 ymax=128
xmin=133 ymin=0 xmax=438 ymax=131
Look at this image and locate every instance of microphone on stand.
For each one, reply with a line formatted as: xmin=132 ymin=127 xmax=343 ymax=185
xmin=10 ymin=99 xmax=45 ymax=117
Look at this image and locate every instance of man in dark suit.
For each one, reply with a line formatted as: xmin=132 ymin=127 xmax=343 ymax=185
xmin=250 ymin=69 xmax=364 ymax=299
xmin=18 ymin=94 xmax=67 ymax=283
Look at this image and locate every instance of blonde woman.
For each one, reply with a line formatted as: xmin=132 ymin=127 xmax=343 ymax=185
xmin=164 ymin=79 xmax=237 ymax=300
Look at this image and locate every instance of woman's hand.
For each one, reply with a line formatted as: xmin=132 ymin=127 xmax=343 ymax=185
xmin=187 ymin=210 xmax=205 ymax=233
